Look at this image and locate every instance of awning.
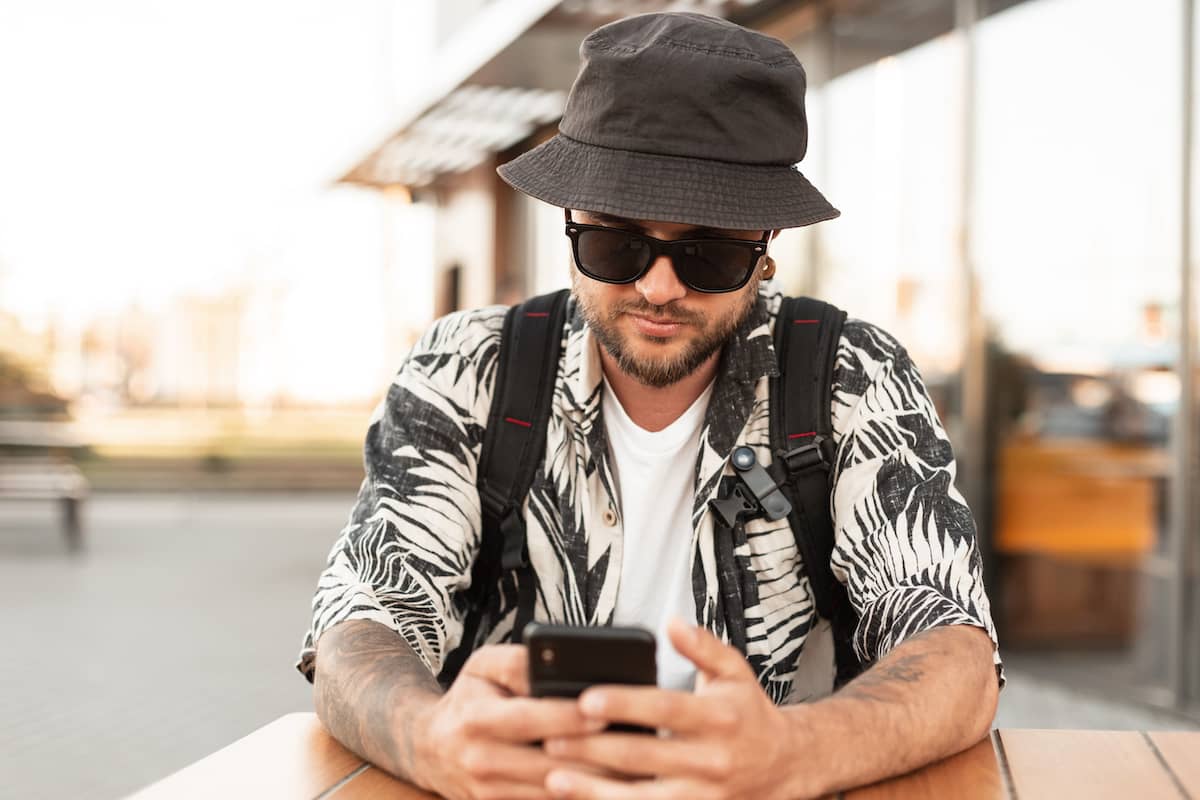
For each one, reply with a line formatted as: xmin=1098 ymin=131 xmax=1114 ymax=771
xmin=337 ymin=0 xmax=787 ymax=191
xmin=340 ymin=85 xmax=567 ymax=189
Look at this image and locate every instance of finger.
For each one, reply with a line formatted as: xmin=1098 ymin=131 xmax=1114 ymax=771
xmin=545 ymin=733 xmax=727 ymax=780
xmin=666 ymin=617 xmax=754 ymax=683
xmin=461 ymin=643 xmax=531 ymax=696
xmin=470 ymin=697 xmax=609 ymax=742
xmin=545 ymin=769 xmax=696 ymax=800
xmin=457 ymin=741 xmax=586 ymax=787
xmin=576 ymin=686 xmax=717 ymax=734
xmin=464 ymin=782 xmax=554 ymax=800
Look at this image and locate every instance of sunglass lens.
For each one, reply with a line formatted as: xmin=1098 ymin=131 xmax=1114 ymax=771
xmin=576 ymin=229 xmax=650 ymax=282
xmin=674 ymin=242 xmax=755 ymax=291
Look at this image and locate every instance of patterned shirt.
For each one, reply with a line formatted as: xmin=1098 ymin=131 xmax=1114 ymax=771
xmin=297 ymin=281 xmax=1004 ymax=703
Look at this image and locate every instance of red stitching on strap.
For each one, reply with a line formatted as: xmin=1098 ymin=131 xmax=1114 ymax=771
xmin=505 ymin=417 xmax=532 ymax=428
xmin=788 ymin=431 xmax=816 ymax=439
xmin=793 ymin=319 xmax=819 ymax=324
xmin=525 ymin=312 xmax=549 ymax=318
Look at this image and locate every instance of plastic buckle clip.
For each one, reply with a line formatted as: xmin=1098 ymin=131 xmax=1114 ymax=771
xmin=709 ymin=446 xmax=792 ymax=528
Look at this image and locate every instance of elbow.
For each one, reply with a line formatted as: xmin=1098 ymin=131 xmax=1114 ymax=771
xmin=973 ymin=667 xmax=1000 ymax=742
xmin=963 ymin=627 xmax=1000 ymax=743
xmin=311 ymin=638 xmax=336 ymax=727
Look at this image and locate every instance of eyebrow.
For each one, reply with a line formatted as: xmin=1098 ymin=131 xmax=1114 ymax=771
xmin=584 ymin=211 xmax=748 ymax=239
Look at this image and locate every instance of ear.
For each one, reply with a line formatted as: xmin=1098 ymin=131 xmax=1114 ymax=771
xmin=758 ymin=229 xmax=781 ymax=279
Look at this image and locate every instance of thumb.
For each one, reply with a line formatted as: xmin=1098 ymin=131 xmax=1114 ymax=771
xmin=460 ymin=643 xmax=530 ymax=696
xmin=667 ymin=617 xmax=753 ymax=685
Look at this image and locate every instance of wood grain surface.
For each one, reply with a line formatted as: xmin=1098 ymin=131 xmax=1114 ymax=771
xmin=1146 ymin=731 xmax=1200 ymax=798
xmin=125 ymin=714 xmax=1200 ymax=799
xmin=842 ymin=734 xmax=1006 ymax=800
xmin=127 ymin=712 xmax=364 ymax=800
xmin=997 ymin=729 xmax=1188 ymax=800
xmin=327 ymin=765 xmax=440 ymax=798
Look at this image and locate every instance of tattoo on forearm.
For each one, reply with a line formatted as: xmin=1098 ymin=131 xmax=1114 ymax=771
xmin=838 ymin=653 xmax=929 ymax=703
xmin=835 ymin=629 xmax=948 ymax=705
xmin=314 ymin=620 xmax=442 ymax=779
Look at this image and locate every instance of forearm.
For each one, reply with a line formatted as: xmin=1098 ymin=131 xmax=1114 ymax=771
xmin=781 ymin=624 xmax=999 ymax=798
xmin=312 ymin=619 xmax=443 ymax=781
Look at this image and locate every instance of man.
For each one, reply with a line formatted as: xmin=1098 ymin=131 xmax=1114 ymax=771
xmin=299 ymin=11 xmax=1002 ymax=800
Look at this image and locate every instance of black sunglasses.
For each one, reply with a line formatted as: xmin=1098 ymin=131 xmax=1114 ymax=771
xmin=563 ymin=210 xmax=769 ymax=293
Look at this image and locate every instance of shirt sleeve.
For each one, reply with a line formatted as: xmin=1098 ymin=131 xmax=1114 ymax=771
xmin=829 ymin=320 xmax=1004 ymax=687
xmin=295 ymin=309 xmax=502 ymax=683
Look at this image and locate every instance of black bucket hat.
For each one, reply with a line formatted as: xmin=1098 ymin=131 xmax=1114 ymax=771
xmin=497 ymin=11 xmax=839 ymax=231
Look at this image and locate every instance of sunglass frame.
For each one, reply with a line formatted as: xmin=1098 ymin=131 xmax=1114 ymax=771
xmin=562 ymin=210 xmax=770 ymax=294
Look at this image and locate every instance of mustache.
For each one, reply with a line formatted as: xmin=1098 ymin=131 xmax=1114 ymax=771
xmin=610 ymin=300 xmax=704 ymax=326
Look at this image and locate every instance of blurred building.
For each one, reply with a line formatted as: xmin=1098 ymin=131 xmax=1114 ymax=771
xmin=14 ymin=275 xmax=412 ymax=413
xmin=343 ymin=0 xmax=1200 ymax=718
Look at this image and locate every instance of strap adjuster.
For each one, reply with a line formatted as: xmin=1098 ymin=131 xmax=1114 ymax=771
xmin=499 ymin=508 xmax=528 ymax=570
xmin=780 ymin=434 xmax=831 ymax=473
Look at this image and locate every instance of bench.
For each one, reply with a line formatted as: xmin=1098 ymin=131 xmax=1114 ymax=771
xmin=0 ymin=457 xmax=89 ymax=550
xmin=0 ymin=420 xmax=90 ymax=551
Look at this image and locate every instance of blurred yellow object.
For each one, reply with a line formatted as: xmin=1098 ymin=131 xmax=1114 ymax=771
xmin=995 ymin=437 xmax=1166 ymax=646
xmin=995 ymin=437 xmax=1162 ymax=557
xmin=1001 ymin=553 xmax=1138 ymax=646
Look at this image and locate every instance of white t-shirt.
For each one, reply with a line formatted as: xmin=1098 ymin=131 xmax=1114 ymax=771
xmin=602 ymin=375 xmax=715 ymax=691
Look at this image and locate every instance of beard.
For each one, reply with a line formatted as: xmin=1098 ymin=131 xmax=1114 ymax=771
xmin=572 ymin=269 xmax=760 ymax=389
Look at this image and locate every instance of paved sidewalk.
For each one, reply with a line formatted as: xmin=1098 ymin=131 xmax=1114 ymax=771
xmin=1 ymin=493 xmax=1195 ymax=800
xmin=1 ymin=493 xmax=342 ymax=800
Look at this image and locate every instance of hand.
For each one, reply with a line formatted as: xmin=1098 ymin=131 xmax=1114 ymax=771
xmin=411 ymin=643 xmax=609 ymax=800
xmin=540 ymin=618 xmax=802 ymax=800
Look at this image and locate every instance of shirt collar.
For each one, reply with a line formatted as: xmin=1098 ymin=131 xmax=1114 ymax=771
xmin=720 ymin=281 xmax=782 ymax=386
xmin=564 ymin=296 xmax=604 ymax=413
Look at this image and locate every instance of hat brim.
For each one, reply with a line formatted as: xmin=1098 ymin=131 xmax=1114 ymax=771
xmin=497 ymin=133 xmax=840 ymax=231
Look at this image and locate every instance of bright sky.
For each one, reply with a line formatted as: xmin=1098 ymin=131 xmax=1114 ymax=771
xmin=0 ymin=0 xmax=1187 ymax=400
xmin=0 ymin=0 xmax=437 ymax=402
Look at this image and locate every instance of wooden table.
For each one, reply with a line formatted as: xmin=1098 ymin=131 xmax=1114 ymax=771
xmin=129 ymin=713 xmax=1199 ymax=799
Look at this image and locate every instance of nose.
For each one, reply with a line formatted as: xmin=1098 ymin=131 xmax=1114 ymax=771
xmin=634 ymin=254 xmax=688 ymax=306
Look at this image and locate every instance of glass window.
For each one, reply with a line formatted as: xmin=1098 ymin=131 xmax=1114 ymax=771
xmin=973 ymin=0 xmax=1184 ymax=701
xmin=816 ymin=11 xmax=967 ymax=425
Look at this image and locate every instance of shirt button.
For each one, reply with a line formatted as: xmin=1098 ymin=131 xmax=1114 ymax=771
xmin=602 ymin=508 xmax=618 ymax=527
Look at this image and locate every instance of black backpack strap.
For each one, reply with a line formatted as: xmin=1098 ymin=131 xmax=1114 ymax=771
xmin=770 ymin=296 xmax=863 ymax=688
xmin=440 ymin=289 xmax=570 ymax=684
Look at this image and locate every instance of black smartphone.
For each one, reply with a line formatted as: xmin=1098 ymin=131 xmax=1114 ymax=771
xmin=524 ymin=622 xmax=657 ymax=733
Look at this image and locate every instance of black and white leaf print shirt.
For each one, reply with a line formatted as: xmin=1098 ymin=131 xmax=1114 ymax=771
xmin=298 ymin=282 xmax=1004 ymax=703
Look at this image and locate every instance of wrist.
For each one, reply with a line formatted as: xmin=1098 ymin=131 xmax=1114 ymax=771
xmin=777 ymin=703 xmax=832 ymax=800
xmin=401 ymin=692 xmax=442 ymax=791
